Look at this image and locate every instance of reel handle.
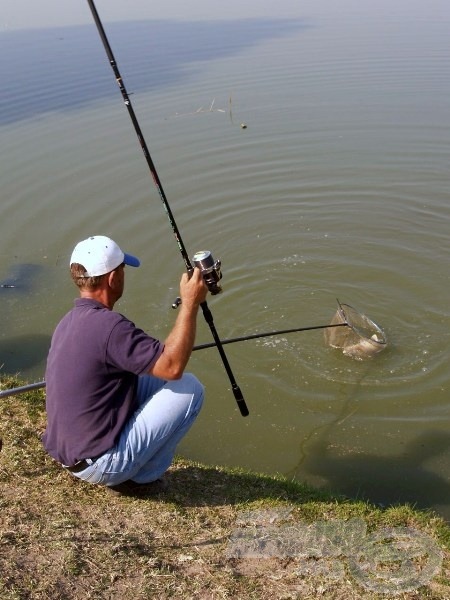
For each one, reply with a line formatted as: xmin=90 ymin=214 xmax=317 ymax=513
xmin=172 ymin=296 xmax=182 ymax=309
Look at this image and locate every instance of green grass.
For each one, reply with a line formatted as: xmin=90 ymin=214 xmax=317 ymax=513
xmin=1 ymin=375 xmax=449 ymax=599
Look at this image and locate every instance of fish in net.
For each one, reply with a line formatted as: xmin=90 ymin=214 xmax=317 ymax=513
xmin=324 ymin=300 xmax=387 ymax=360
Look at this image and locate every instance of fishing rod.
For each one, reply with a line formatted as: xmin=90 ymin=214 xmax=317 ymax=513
xmin=0 ymin=321 xmax=349 ymax=399
xmin=86 ymin=0 xmax=248 ymax=417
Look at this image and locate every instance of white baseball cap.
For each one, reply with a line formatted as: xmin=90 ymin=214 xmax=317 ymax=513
xmin=70 ymin=235 xmax=140 ymax=277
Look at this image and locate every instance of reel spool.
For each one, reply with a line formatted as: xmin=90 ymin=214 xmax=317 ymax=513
xmin=172 ymin=250 xmax=222 ymax=308
xmin=192 ymin=250 xmax=222 ymax=295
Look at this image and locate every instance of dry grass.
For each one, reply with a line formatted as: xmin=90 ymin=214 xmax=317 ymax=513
xmin=1 ymin=376 xmax=449 ymax=599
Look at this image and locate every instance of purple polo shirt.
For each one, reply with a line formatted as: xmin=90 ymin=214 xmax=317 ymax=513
xmin=42 ymin=298 xmax=164 ymax=466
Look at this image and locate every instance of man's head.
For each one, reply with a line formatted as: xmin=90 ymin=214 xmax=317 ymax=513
xmin=70 ymin=235 xmax=140 ymax=291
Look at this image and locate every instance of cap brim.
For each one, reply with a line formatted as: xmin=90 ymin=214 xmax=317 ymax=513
xmin=123 ymin=253 xmax=140 ymax=268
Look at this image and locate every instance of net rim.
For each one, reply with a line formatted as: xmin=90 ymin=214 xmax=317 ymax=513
xmin=337 ymin=301 xmax=387 ymax=346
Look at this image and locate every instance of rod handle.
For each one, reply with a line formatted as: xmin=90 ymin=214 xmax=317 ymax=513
xmin=233 ymin=384 xmax=249 ymax=417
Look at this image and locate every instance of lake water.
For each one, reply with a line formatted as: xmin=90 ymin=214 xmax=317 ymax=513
xmin=1 ymin=0 xmax=449 ymax=520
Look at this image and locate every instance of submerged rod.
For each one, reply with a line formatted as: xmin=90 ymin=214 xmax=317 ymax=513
xmin=0 ymin=322 xmax=348 ymax=399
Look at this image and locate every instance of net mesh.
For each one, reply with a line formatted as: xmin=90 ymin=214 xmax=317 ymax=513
xmin=324 ymin=301 xmax=387 ymax=360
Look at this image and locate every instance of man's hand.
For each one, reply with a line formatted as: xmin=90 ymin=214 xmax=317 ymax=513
xmin=179 ymin=268 xmax=208 ymax=309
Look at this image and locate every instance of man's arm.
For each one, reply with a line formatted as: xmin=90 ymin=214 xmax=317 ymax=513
xmin=149 ymin=268 xmax=208 ymax=380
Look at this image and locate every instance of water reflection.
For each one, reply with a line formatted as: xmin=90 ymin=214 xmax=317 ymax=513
xmin=0 ymin=263 xmax=44 ymax=292
xmin=298 ymin=428 xmax=450 ymax=518
xmin=0 ymin=18 xmax=306 ymax=125
xmin=0 ymin=334 xmax=51 ymax=373
xmin=284 ymin=364 xmax=450 ymax=518
xmin=0 ymin=264 xmax=50 ymax=374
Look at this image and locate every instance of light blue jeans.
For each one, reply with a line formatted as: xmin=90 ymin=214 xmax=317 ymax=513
xmin=68 ymin=372 xmax=204 ymax=487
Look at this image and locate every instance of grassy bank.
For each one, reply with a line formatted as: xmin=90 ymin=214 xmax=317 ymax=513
xmin=0 ymin=375 xmax=449 ymax=599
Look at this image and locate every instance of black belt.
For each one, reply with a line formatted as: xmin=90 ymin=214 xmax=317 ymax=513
xmin=64 ymin=459 xmax=93 ymax=473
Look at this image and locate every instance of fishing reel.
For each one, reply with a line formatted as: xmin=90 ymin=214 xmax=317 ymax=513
xmin=192 ymin=250 xmax=222 ymax=295
xmin=172 ymin=250 xmax=222 ymax=308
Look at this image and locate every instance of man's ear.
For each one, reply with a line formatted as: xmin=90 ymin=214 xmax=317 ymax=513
xmin=108 ymin=270 xmax=118 ymax=290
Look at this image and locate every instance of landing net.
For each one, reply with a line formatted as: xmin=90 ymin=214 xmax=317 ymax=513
xmin=324 ymin=300 xmax=387 ymax=360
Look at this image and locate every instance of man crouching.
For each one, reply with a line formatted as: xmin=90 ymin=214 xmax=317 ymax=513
xmin=43 ymin=235 xmax=207 ymax=495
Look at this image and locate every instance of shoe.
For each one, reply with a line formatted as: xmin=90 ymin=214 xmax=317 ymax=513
xmin=106 ymin=477 xmax=168 ymax=497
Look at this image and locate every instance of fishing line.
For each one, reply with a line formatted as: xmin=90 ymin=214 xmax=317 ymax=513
xmin=86 ymin=0 xmax=248 ymax=416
